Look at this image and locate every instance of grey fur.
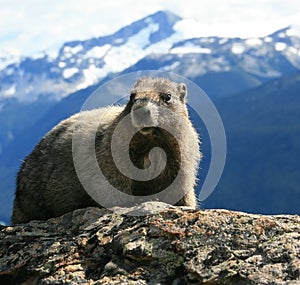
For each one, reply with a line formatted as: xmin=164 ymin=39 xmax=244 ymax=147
xmin=12 ymin=77 xmax=201 ymax=224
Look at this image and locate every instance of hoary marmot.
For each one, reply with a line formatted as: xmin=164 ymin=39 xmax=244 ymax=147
xmin=12 ymin=77 xmax=201 ymax=224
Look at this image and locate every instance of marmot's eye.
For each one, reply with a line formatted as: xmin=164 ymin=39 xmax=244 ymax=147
xmin=162 ymin=93 xmax=172 ymax=103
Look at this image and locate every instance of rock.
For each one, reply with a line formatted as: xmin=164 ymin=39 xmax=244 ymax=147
xmin=0 ymin=202 xmax=299 ymax=284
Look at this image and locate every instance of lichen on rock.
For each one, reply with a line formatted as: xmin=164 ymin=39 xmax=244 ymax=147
xmin=0 ymin=202 xmax=299 ymax=284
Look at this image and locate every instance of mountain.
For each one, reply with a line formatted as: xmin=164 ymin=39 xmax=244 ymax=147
xmin=1 ymin=12 xmax=300 ymax=104
xmin=203 ymin=71 xmax=300 ymax=214
xmin=0 ymin=11 xmax=182 ymax=103
xmin=1 ymin=10 xmax=300 ymax=224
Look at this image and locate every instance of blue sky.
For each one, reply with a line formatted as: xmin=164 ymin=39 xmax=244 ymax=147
xmin=0 ymin=0 xmax=299 ymax=58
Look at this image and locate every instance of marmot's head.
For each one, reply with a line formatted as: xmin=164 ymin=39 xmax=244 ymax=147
xmin=128 ymin=77 xmax=189 ymax=135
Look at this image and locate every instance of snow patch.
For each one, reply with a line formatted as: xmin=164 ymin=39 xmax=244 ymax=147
xmin=63 ymin=45 xmax=83 ymax=54
xmin=286 ymin=27 xmax=300 ymax=37
xmin=245 ymin=38 xmax=263 ymax=46
xmin=5 ymin=68 xmax=14 ymax=76
xmin=145 ymin=17 xmax=153 ymax=24
xmin=241 ymin=54 xmax=281 ymax=77
xmin=2 ymin=85 xmax=16 ymax=98
xmin=161 ymin=61 xmax=180 ymax=71
xmin=218 ymin=38 xmax=228 ymax=45
xmin=77 ymin=64 xmax=104 ymax=90
xmin=58 ymin=61 xmax=66 ymax=68
xmin=147 ymin=33 xmax=182 ymax=53
xmin=114 ymin=38 xmax=124 ymax=44
xmin=75 ymin=22 xmax=176 ymax=91
xmin=62 ymin=45 xmax=83 ymax=59
xmin=25 ymin=85 xmax=33 ymax=94
xmin=288 ymin=47 xmax=298 ymax=54
xmin=275 ymin=42 xmax=287 ymax=51
xmin=102 ymin=23 xmax=159 ymax=73
xmin=278 ymin=32 xmax=286 ymax=38
xmin=170 ymin=44 xmax=211 ymax=54
xmin=85 ymin=45 xmax=111 ymax=58
xmin=264 ymin=37 xmax=273 ymax=43
xmin=63 ymin=67 xmax=79 ymax=79
xmin=201 ymin=38 xmax=215 ymax=43
xmin=231 ymin=44 xmax=245 ymax=54
xmin=130 ymin=22 xmax=159 ymax=48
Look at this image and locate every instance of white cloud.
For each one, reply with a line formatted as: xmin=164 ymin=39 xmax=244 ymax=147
xmin=0 ymin=0 xmax=299 ymax=58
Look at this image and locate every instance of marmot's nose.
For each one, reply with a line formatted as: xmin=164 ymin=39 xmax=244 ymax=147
xmin=133 ymin=107 xmax=151 ymax=121
xmin=131 ymin=100 xmax=155 ymax=128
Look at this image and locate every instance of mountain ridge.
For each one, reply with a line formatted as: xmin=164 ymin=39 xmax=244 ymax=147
xmin=1 ymin=11 xmax=300 ymax=103
xmin=204 ymin=71 xmax=300 ymax=214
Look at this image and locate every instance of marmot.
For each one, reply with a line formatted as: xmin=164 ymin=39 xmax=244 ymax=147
xmin=12 ymin=77 xmax=201 ymax=224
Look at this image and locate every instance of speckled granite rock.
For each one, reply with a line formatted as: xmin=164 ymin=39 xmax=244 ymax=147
xmin=0 ymin=202 xmax=299 ymax=284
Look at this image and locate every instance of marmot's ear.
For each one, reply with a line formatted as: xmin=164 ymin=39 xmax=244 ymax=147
xmin=178 ymin=83 xmax=187 ymax=102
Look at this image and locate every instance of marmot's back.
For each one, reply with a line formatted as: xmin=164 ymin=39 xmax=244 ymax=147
xmin=12 ymin=106 xmax=123 ymax=224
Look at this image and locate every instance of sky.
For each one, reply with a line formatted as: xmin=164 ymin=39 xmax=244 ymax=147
xmin=0 ymin=0 xmax=300 ymax=58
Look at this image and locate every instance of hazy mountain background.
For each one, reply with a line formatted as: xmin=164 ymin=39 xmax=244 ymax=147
xmin=1 ymin=11 xmax=299 ymax=224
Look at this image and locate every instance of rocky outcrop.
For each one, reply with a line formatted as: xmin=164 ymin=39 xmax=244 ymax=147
xmin=0 ymin=202 xmax=299 ymax=284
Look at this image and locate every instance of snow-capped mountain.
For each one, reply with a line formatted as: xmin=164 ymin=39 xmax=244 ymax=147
xmin=168 ymin=27 xmax=300 ymax=77
xmin=0 ymin=11 xmax=182 ymax=102
xmin=1 ymin=10 xmax=300 ymax=103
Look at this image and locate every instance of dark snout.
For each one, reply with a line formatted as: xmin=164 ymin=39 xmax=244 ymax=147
xmin=132 ymin=104 xmax=151 ymax=122
xmin=131 ymin=98 xmax=158 ymax=130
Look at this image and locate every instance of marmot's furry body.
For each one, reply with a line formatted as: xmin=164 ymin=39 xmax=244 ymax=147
xmin=12 ymin=77 xmax=201 ymax=224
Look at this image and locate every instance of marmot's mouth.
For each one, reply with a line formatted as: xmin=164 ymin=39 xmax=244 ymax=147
xmin=139 ymin=127 xmax=158 ymax=135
